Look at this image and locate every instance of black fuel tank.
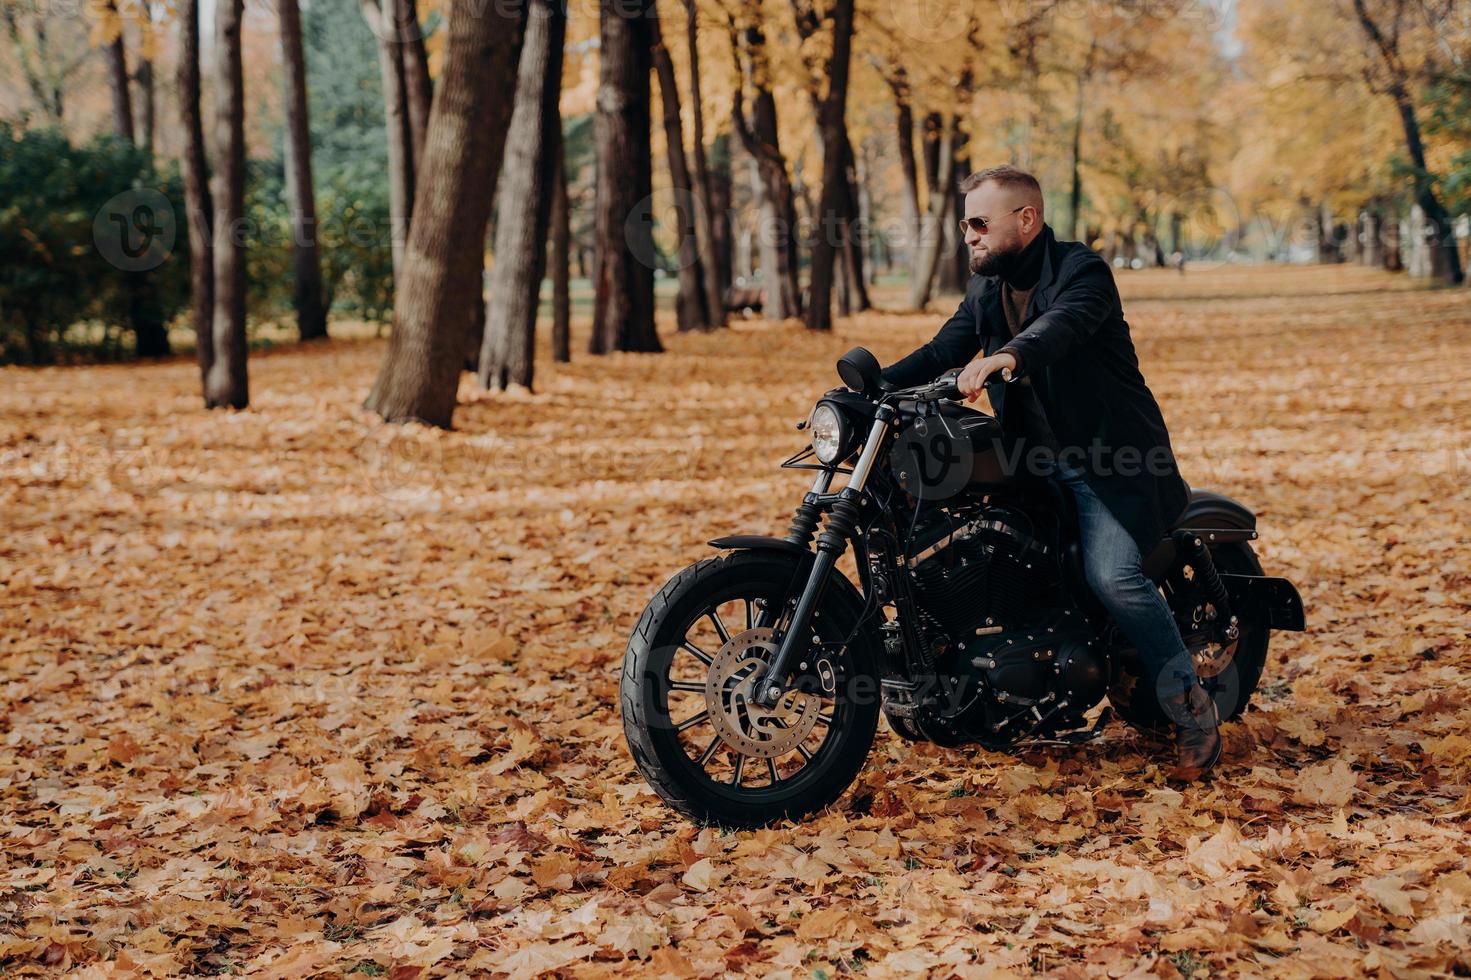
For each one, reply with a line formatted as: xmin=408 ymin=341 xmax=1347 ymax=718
xmin=892 ymin=401 xmax=1035 ymax=495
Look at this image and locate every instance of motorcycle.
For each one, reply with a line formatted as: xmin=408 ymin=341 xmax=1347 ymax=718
xmin=621 ymin=348 xmax=1305 ymax=827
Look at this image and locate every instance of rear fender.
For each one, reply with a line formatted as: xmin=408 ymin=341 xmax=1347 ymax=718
xmin=1222 ymin=573 xmax=1306 ymax=631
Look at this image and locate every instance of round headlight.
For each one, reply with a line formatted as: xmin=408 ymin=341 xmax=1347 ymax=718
xmin=810 ymin=402 xmax=848 ymax=464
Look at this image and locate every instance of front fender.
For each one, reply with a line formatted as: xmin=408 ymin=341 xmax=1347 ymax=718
xmin=707 ymin=535 xmax=874 ymax=643
xmin=708 ymin=534 xmax=810 ymax=556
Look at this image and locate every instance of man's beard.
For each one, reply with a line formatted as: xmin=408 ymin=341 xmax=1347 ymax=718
xmin=970 ymin=240 xmax=1024 ymax=277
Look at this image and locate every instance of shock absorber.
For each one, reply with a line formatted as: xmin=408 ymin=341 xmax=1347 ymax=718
xmin=1172 ymin=530 xmax=1238 ymax=642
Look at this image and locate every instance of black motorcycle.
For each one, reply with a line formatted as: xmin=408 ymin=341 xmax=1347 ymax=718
xmin=621 ymin=348 xmax=1305 ymax=827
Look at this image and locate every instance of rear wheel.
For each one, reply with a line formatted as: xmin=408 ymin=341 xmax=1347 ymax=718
xmin=1110 ymin=541 xmax=1269 ymax=732
xmin=621 ymin=550 xmax=880 ymax=828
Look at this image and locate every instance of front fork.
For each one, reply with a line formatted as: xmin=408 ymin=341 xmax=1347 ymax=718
xmin=754 ymin=408 xmax=894 ymax=708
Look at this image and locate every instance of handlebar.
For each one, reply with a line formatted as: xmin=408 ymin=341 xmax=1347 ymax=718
xmin=901 ymin=368 xmax=1012 ymax=404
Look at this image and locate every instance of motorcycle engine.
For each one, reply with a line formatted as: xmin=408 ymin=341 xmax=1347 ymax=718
xmin=904 ymin=505 xmax=1059 ymax=638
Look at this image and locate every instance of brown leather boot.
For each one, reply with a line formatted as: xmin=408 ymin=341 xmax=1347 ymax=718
xmin=1165 ymin=684 xmax=1221 ymax=783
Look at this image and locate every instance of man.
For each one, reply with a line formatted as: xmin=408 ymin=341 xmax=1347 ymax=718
xmin=881 ymin=165 xmax=1219 ymax=781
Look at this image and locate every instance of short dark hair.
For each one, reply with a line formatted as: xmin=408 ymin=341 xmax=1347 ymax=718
xmin=958 ymin=165 xmax=1043 ymax=199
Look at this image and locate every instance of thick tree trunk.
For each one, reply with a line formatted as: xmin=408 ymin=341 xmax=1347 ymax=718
xmin=683 ymin=0 xmax=726 ymax=329
xmin=551 ymin=126 xmax=571 ymax=364
xmin=178 ymin=0 xmax=213 ymax=391
xmin=650 ymin=8 xmax=710 ymax=333
xmin=803 ymin=0 xmax=854 ymax=331
xmin=362 ymin=0 xmax=414 ymax=281
xmin=479 ymin=0 xmax=565 ymax=390
xmin=103 ymin=0 xmax=133 ymax=141
xmin=907 ymin=119 xmax=954 ymax=310
xmin=280 ymin=0 xmax=327 ymax=341
xmin=396 ymin=0 xmax=432 ymax=169
xmin=205 ymin=0 xmax=248 ymax=409
xmin=590 ymin=0 xmax=661 ymax=354
xmin=363 ymin=0 xmax=527 ymax=426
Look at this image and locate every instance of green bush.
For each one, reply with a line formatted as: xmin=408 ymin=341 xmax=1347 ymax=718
xmin=0 ymin=125 xmax=395 ymax=365
xmin=242 ymin=159 xmax=395 ymax=329
xmin=0 ymin=124 xmax=189 ymax=364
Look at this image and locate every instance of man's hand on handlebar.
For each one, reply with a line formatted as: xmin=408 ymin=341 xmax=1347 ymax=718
xmin=957 ymin=352 xmax=1018 ymax=402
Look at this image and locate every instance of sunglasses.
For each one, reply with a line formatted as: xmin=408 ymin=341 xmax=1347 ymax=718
xmin=959 ymin=206 xmax=1026 ymax=235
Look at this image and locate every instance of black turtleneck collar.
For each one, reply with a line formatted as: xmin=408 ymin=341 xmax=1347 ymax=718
xmin=1000 ymin=227 xmax=1047 ymax=290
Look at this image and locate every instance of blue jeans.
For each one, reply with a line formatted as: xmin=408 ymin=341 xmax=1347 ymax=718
xmin=1054 ymin=464 xmax=1198 ymax=703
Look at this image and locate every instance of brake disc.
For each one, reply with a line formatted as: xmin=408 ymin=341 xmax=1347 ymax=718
xmin=704 ymin=627 xmax=822 ymax=759
xmin=1192 ymin=636 xmax=1239 ymax=678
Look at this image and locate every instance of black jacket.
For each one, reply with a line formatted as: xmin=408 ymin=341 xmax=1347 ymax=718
xmin=881 ymin=225 xmax=1190 ymax=553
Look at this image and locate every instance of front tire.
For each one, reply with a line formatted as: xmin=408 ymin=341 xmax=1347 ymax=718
xmin=621 ymin=550 xmax=880 ymax=828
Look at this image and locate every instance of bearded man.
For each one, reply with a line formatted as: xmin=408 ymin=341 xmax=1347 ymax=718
xmin=881 ymin=165 xmax=1218 ymax=780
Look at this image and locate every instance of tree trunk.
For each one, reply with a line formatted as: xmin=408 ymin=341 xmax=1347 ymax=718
xmin=362 ymin=0 xmax=414 ymax=282
xmin=1316 ymin=200 xmax=1339 ymax=264
xmin=1351 ymin=0 xmax=1463 ymax=285
xmin=103 ymin=0 xmax=133 ymax=142
xmin=205 ymin=0 xmax=248 ymax=409
xmin=683 ymin=0 xmax=726 ymax=329
xmin=750 ymin=158 xmax=783 ymax=315
xmin=1068 ymin=73 xmax=1085 ymax=240
xmin=551 ymin=125 xmax=571 ymax=364
xmin=708 ymin=133 xmax=733 ymax=300
xmin=3 ymin=4 xmax=66 ymax=123
xmin=178 ymin=0 xmax=213 ymax=392
xmin=907 ymin=118 xmax=954 ymax=310
xmin=479 ymin=0 xmax=565 ymax=390
xmin=590 ymin=0 xmax=661 ymax=354
xmin=280 ymin=0 xmax=327 ymax=341
xmin=396 ymin=0 xmax=432 ymax=169
xmin=363 ymin=0 xmax=526 ymax=426
xmin=135 ymin=24 xmax=154 ymax=156
xmin=888 ymin=69 xmax=920 ymax=269
xmin=1361 ymin=208 xmax=1383 ymax=266
xmin=730 ymin=17 xmax=800 ymax=320
xmin=840 ymin=132 xmax=870 ymax=311
xmin=1384 ymin=215 xmax=1403 ymax=271
xmin=650 ymin=8 xmax=711 ymax=332
xmin=939 ymin=128 xmax=970 ymax=294
xmin=801 ymin=0 xmax=854 ymax=331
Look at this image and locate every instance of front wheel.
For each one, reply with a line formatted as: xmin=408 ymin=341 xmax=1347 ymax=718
xmin=621 ymin=550 xmax=880 ymax=828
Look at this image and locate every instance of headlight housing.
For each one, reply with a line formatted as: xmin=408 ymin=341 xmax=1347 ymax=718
xmin=810 ymin=402 xmax=851 ymax=464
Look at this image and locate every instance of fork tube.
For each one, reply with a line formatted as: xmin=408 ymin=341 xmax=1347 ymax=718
xmin=756 ymin=411 xmax=892 ymax=708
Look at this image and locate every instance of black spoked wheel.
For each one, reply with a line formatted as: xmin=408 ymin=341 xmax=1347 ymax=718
xmin=1111 ymin=541 xmax=1270 ymax=732
xmin=621 ymin=550 xmax=880 ymax=828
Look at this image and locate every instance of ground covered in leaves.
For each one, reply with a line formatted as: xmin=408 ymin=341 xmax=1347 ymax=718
xmin=2 ymin=265 xmax=1469 ymax=977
